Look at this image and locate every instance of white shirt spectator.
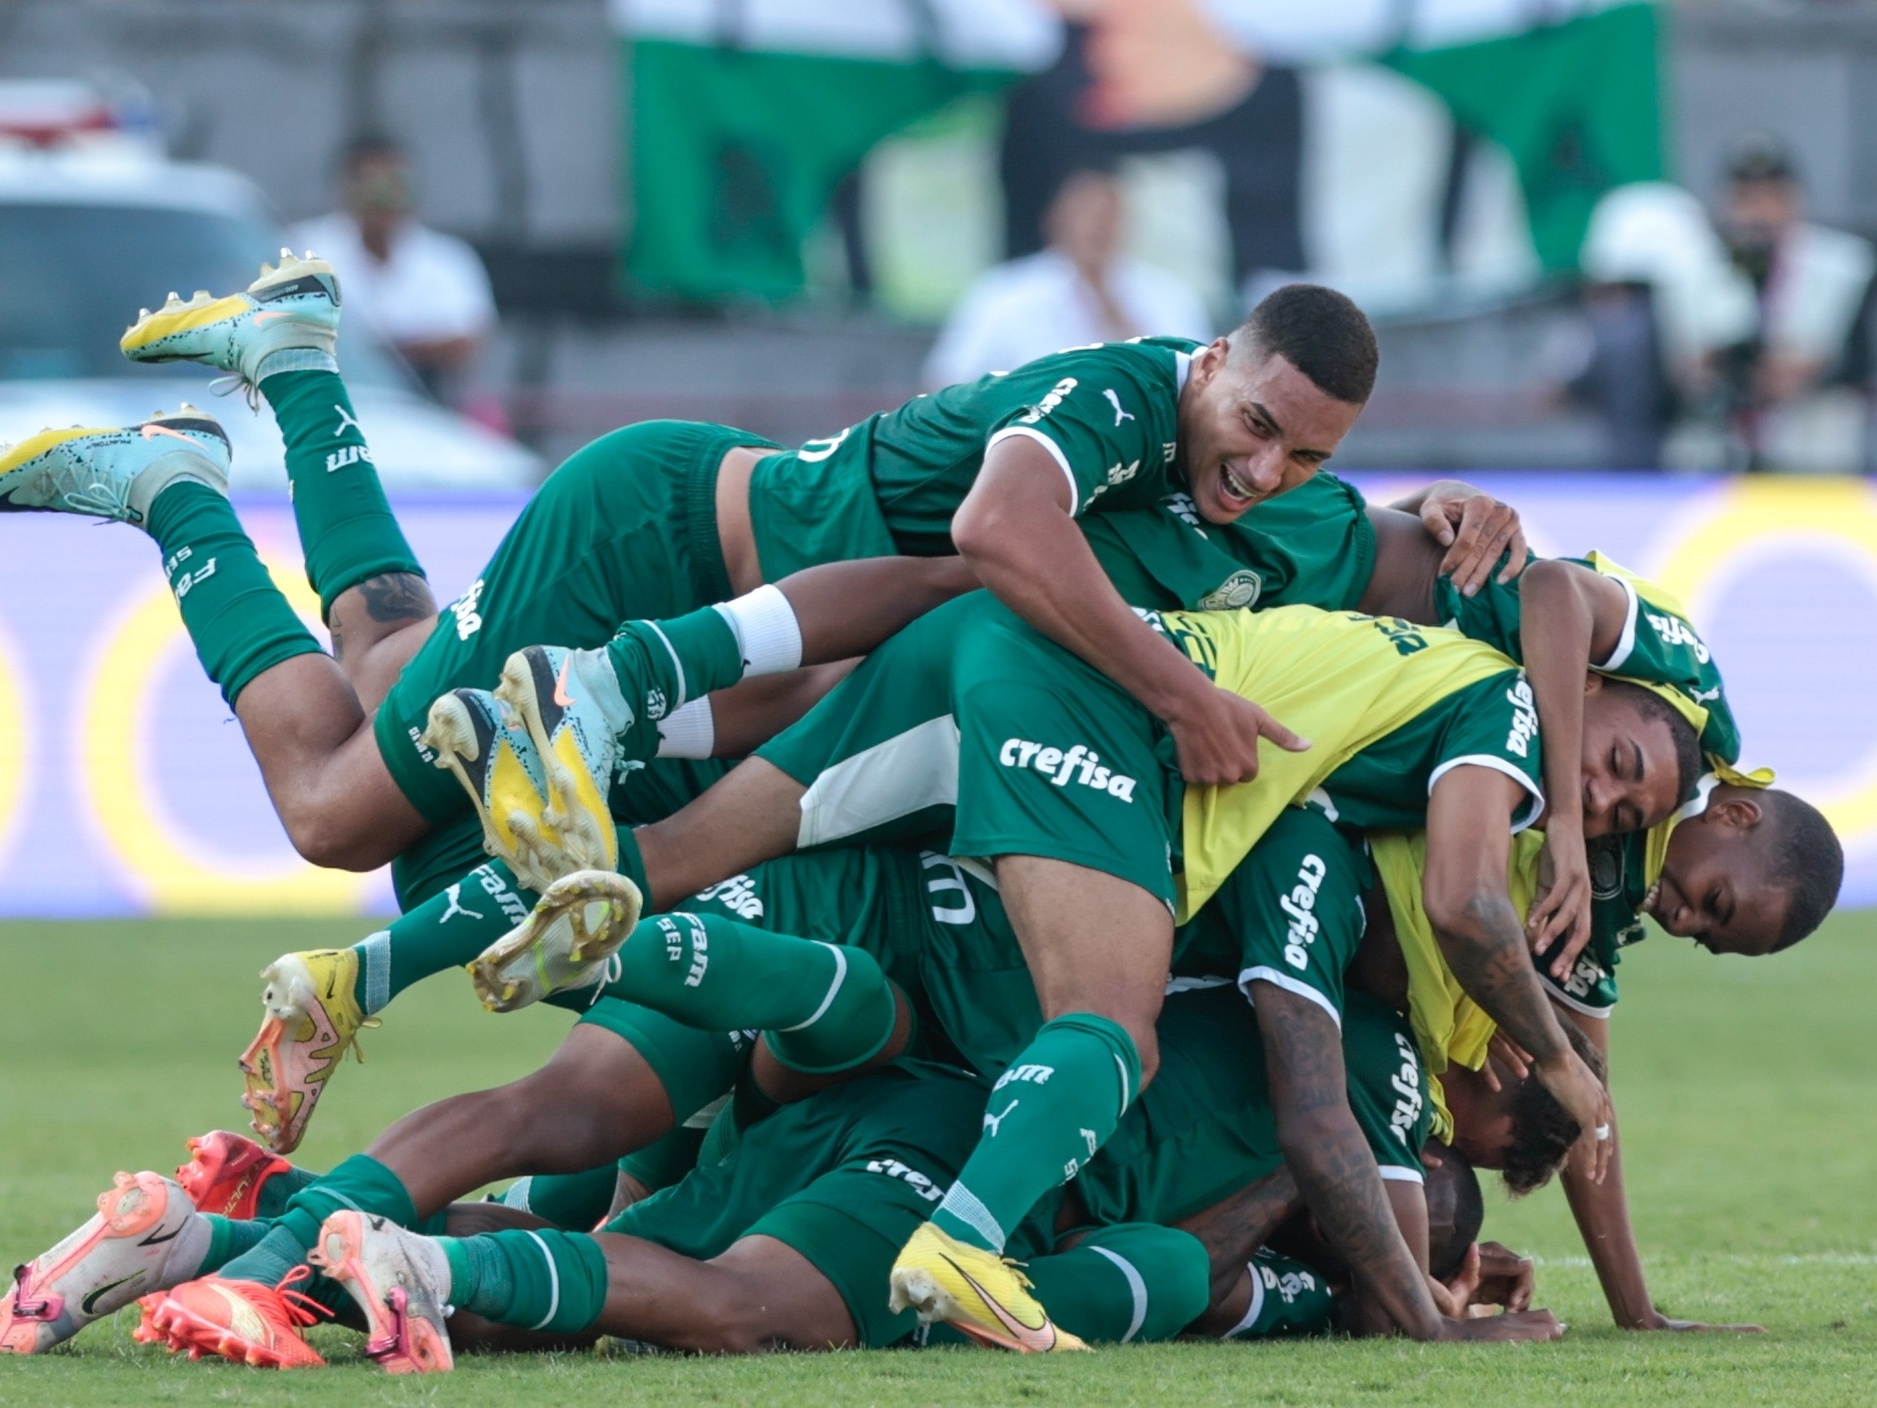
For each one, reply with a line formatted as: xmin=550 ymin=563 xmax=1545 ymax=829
xmin=925 ymin=249 xmax=1212 ymax=387
xmin=289 ymin=212 xmax=496 ymax=350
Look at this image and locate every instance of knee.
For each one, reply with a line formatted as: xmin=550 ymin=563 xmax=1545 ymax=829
xmin=674 ymin=1279 xmax=783 ymax=1355
xmin=280 ymin=811 xmax=391 ymax=872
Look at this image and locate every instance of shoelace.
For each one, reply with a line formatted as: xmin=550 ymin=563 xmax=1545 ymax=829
xmin=207 ymin=373 xmax=263 ymax=413
xmin=268 ymin=1265 xmax=330 ymax=1330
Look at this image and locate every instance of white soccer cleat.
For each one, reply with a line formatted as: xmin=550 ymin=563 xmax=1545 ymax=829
xmin=0 ymin=1171 xmax=203 ymax=1354
xmin=468 ymin=869 xmax=643 ymax=1012
xmin=309 ymin=1210 xmax=454 ymax=1374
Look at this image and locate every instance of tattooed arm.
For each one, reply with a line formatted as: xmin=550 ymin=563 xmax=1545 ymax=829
xmin=1423 ymin=765 xmax=1613 ymax=1181
xmin=1173 ymin=1167 xmax=1301 ymax=1323
xmin=1252 ymin=982 xmax=1449 ymax=1338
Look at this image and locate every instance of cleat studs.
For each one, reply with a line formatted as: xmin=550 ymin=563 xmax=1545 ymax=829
xmin=165 ymin=292 xmax=181 ymax=306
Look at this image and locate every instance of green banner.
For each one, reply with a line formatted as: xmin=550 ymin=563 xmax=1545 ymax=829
xmin=625 ymin=40 xmax=1011 ymax=302
xmin=1387 ymin=2 xmax=1664 ymax=272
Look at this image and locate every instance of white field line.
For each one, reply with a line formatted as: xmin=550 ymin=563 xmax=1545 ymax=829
xmin=1532 ymin=1253 xmax=1877 ymax=1268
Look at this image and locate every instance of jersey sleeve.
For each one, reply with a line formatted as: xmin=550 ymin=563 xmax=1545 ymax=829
xmin=1342 ymin=994 xmax=1432 ymax=1182
xmin=1215 ymin=809 xmax=1371 ymax=1028
xmin=985 ymin=351 xmax=1176 ymax=517
xmin=1599 ymin=573 xmax=1742 ymax=765
xmin=1428 ymin=671 xmax=1546 ymax=832
xmin=1534 ymin=834 xmax=1645 ymax=1016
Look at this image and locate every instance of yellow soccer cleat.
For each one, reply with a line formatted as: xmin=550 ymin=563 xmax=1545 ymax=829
xmin=888 ymin=1222 xmax=1087 ymax=1353
xmin=468 ymin=869 xmax=643 ymax=1013
xmin=238 ymin=949 xmax=377 ymax=1155
xmin=120 ymin=250 xmax=340 ymax=391
xmin=422 ymin=684 xmax=616 ymax=893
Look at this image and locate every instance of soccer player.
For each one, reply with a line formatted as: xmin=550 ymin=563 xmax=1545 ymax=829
xmin=0 ymin=984 xmax=1573 ymax=1364
xmin=1357 ymin=506 xmax=1843 ymax=1332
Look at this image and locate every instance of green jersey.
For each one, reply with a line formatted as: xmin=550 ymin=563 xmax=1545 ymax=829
xmin=1071 ymin=986 xmax=1434 ymax=1231
xmin=746 ymin=336 xmax=1376 ymax=616
xmin=1310 ymin=661 xmax=1547 ymax=834
xmin=1435 ymin=552 xmax=1739 ymax=765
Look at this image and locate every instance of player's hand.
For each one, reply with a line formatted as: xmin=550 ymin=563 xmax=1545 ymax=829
xmin=1529 ymin=821 xmax=1593 ymax=978
xmin=1438 ymin=1307 xmax=1564 ymax=1342
xmin=1634 ymin=1311 xmax=1766 ymax=1333
xmin=1483 ymin=1032 xmax=1531 ymax=1092
xmin=1420 ymin=482 xmax=1528 ymax=596
xmin=1473 ymin=1242 xmax=1537 ymax=1312
xmin=1165 ymin=682 xmax=1310 ymax=787
xmin=1534 ymin=1046 xmax=1614 ymax=1183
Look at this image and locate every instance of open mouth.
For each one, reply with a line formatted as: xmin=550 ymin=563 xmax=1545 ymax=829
xmin=1219 ymin=462 xmax=1257 ymax=508
xmin=1641 ymin=879 xmax=1663 ymax=917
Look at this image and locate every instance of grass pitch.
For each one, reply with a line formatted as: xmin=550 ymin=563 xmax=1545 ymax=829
xmin=2 ymin=909 xmax=1874 ymax=1406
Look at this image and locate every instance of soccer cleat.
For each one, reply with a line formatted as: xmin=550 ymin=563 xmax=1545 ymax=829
xmin=238 ymin=949 xmax=377 ymax=1156
xmin=888 ymin=1222 xmax=1087 ymax=1354
xmin=120 ymin=250 xmax=340 ymax=391
xmin=422 ymin=685 xmax=614 ymax=893
xmin=0 ymin=407 xmax=229 ymax=525
xmin=468 ymin=869 xmax=643 ymax=1013
xmin=175 ymin=1131 xmax=292 ymax=1222
xmin=1 ymin=1172 xmax=202 ymax=1354
xmin=495 ymin=645 xmax=624 ymax=881
xmin=309 ymin=1211 xmax=454 ymax=1375
xmin=144 ymin=1270 xmax=327 ymax=1369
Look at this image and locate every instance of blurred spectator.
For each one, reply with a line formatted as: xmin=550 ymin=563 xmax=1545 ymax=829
xmin=1719 ymin=135 xmax=1876 ymax=473
xmin=290 ymin=134 xmax=496 ymax=404
xmin=924 ymin=165 xmax=1211 ymax=387
xmin=1575 ymin=182 xmax=1758 ymax=468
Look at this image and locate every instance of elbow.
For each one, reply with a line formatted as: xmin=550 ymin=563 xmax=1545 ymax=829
xmin=949 ymin=493 xmax=1004 ymax=564
xmin=1421 ymin=877 xmax=1478 ymax=940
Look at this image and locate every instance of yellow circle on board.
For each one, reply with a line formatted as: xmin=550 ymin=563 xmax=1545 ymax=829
xmin=1651 ymin=478 xmax=1877 ymax=843
xmin=79 ymin=560 xmax=371 ymax=914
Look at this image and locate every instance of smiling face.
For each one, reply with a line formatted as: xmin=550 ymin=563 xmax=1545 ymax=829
xmin=1175 ymin=340 xmax=1365 ymax=524
xmin=1651 ymin=795 xmax=1792 ymax=956
xmin=1576 ymin=677 xmax=1690 ymax=838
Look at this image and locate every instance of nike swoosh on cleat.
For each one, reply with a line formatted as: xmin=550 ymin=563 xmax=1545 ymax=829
xmin=252 ymin=311 xmax=292 ymax=325
xmin=948 ymin=1258 xmax=1056 ymax=1351
xmin=554 ymin=657 xmax=575 ymax=709
xmin=140 ymin=424 xmax=196 ymax=444
xmin=81 ymin=1273 xmax=144 ymax=1316
xmin=139 ymin=1225 xmax=185 ymax=1248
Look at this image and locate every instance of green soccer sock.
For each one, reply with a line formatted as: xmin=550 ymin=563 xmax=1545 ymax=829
xmin=494 ymin=1162 xmax=621 ymax=1233
xmin=1026 ymin=1225 xmax=1210 ymax=1344
xmin=220 ymin=1154 xmax=420 ymax=1290
xmin=1220 ymin=1249 xmax=1336 ymax=1339
xmin=259 ymin=369 xmax=424 ymax=616
xmin=145 ymin=482 xmax=323 ymax=707
xmin=931 ymin=1013 xmax=1142 ymax=1254
xmin=252 ymin=1164 xmax=322 ymax=1221
xmin=563 ymin=608 xmax=748 ymax=749
xmin=351 ymin=860 xmax=538 ymax=1016
xmin=601 ymin=914 xmax=898 ymax=1075
xmin=439 ymin=1229 xmax=608 ymax=1334
xmin=200 ymin=1214 xmax=275 ymax=1272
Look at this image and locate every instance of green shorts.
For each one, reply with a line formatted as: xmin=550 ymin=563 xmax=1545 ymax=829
xmin=574 ymin=995 xmax=754 ymax=1127
xmin=604 ymin=1063 xmax=987 ymax=1347
xmin=1174 ymin=808 xmax=1372 ymax=1023
xmin=747 ymin=446 xmax=902 ymax=583
xmin=759 ymin=592 xmax=1180 ymax=907
xmin=374 ymin=420 xmax=774 ymax=835
xmin=950 ymin=599 xmax=1180 ymax=908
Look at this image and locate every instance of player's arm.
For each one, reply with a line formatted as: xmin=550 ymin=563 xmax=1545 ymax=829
xmin=1172 ymin=1166 xmax=1302 ymax=1328
xmin=1422 ymin=765 xmax=1613 ymax=1182
xmin=952 ymin=434 xmax=1305 ymax=785
xmin=1517 ymin=560 xmax=1636 ymax=973
xmin=776 ymin=553 xmax=978 ymax=664
xmin=1386 ymin=481 xmax=1528 ymax=595
xmin=1554 ymin=1003 xmax=1765 ymax=1333
xmin=1254 ymin=984 xmax=1559 ymax=1341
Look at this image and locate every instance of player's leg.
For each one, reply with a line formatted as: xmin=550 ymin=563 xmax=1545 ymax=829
xmin=890 ymin=604 xmax=1180 ymax=1342
xmin=1000 ymin=1223 xmax=1211 ymax=1345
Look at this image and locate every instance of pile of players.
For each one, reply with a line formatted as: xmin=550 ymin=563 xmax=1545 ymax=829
xmin=0 ymin=254 xmax=1841 ymax=1369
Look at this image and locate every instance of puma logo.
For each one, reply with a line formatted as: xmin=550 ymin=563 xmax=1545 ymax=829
xmin=332 ymin=404 xmax=362 ymax=438
xmin=1103 ymin=389 xmax=1135 ymax=426
xmin=438 ymin=884 xmax=483 ymax=924
xmin=982 ymin=1099 xmax=1019 ymax=1138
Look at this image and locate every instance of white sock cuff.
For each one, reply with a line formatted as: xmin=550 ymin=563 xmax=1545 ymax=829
xmin=655 ymin=697 xmax=715 ymax=759
xmin=356 ymin=930 xmax=391 ymax=1017
xmin=713 ymin=584 xmax=803 ymax=676
xmin=936 ymin=1182 xmax=1007 ymax=1253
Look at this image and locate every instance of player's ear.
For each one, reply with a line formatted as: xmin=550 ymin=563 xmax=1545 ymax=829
xmin=1707 ymin=795 xmax=1765 ymax=832
xmin=1582 ymin=672 xmax=1605 ymax=698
